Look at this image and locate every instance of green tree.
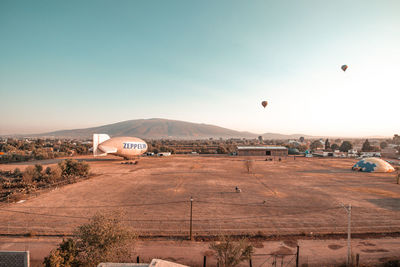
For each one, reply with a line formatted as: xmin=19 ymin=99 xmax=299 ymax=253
xmin=339 ymin=141 xmax=353 ymax=152
xmin=331 ymin=143 xmax=339 ymax=151
xmin=217 ymin=146 xmax=227 ymax=154
xmin=362 ymin=139 xmax=373 ymax=152
xmin=380 ymin=141 xmax=388 ymax=149
xmin=324 ymin=139 xmax=331 ymax=150
xmin=394 ymin=134 xmax=400 ymax=145
xmin=310 ymin=140 xmax=323 ymax=150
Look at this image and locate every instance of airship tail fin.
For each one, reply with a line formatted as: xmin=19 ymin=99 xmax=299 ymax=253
xmin=93 ymin=134 xmax=111 ymax=156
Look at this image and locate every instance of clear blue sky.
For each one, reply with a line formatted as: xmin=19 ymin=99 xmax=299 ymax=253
xmin=1 ymin=0 xmax=399 ymax=136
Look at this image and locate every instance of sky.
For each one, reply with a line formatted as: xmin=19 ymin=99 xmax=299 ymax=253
xmin=1 ymin=0 xmax=399 ymax=137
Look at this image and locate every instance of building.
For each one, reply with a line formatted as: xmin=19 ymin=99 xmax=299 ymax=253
xmin=236 ymin=146 xmax=288 ymax=156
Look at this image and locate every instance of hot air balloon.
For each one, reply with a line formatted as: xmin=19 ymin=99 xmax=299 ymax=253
xmin=341 ymin=65 xmax=348 ymax=72
xmin=261 ymin=101 xmax=268 ymax=108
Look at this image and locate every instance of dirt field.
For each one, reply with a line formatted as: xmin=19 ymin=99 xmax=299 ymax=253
xmin=0 ymin=155 xmax=400 ymax=237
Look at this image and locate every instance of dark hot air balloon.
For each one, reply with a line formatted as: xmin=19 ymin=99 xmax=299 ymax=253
xmin=341 ymin=65 xmax=348 ymax=72
xmin=261 ymin=101 xmax=268 ymax=108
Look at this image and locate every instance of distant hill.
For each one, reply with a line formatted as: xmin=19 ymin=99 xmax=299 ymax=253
xmin=33 ymin=118 xmax=259 ymax=139
xmin=14 ymin=118 xmax=317 ymax=140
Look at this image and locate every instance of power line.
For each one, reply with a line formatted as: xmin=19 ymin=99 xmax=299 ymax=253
xmin=0 ymin=206 xmax=343 ymax=222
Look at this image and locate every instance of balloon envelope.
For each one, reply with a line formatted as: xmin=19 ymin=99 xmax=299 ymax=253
xmin=261 ymin=101 xmax=268 ymax=108
xmin=341 ymin=65 xmax=348 ymax=72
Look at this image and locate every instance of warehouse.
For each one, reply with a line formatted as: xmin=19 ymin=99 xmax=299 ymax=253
xmin=236 ymin=146 xmax=288 ymax=156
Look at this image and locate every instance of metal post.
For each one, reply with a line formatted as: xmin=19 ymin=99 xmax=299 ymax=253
xmin=249 ymin=258 xmax=252 ymax=267
xmin=203 ymin=255 xmax=206 ymax=267
xmin=7 ymin=195 xmax=10 ymax=235
xmin=356 ymin=253 xmax=359 ymax=267
xmin=347 ymin=204 xmax=352 ymax=267
xmin=342 ymin=203 xmax=352 ymax=266
xmin=137 ymin=256 xmax=139 ymax=263
xmin=190 ymin=196 xmax=193 ymax=240
xmin=296 ymin=245 xmax=299 ymax=267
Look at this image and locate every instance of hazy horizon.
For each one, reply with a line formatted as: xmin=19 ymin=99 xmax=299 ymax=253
xmin=1 ymin=1 xmax=399 ymax=137
xmin=0 ymin=117 xmax=393 ymax=139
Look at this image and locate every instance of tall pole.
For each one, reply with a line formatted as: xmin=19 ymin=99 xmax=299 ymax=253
xmin=341 ymin=203 xmax=352 ymax=266
xmin=190 ymin=196 xmax=193 ymax=240
xmin=347 ymin=204 xmax=352 ymax=267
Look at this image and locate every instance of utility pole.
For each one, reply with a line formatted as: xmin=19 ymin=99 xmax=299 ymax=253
xmin=341 ymin=203 xmax=352 ymax=266
xmin=189 ymin=196 xmax=193 ymax=240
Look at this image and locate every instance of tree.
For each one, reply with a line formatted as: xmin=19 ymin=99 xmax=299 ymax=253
xmin=380 ymin=141 xmax=388 ymax=149
xmin=23 ymin=166 xmax=36 ymax=184
xmin=362 ymin=139 xmax=373 ymax=152
xmin=331 ymin=143 xmax=339 ymax=151
xmin=297 ymin=144 xmax=307 ymax=152
xmin=324 ymin=139 xmax=331 ymax=150
xmin=43 ymin=238 xmax=79 ymax=267
xmin=394 ymin=134 xmax=400 ymax=145
xmin=339 ymin=141 xmax=353 ymax=152
xmin=58 ymin=159 xmax=89 ymax=177
xmin=45 ymin=166 xmax=62 ymax=183
xmin=310 ymin=140 xmax=323 ymax=150
xmin=258 ymin=136 xmax=263 ymax=143
xmin=299 ymin=137 xmax=305 ymax=143
xmin=209 ymin=236 xmax=254 ymax=267
xmin=244 ymin=160 xmax=254 ymax=174
xmin=217 ymin=146 xmax=227 ymax=154
xmin=44 ymin=212 xmax=136 ymax=267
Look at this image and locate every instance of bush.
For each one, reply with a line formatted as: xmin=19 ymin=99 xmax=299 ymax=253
xmin=13 ymin=168 xmax=23 ymax=178
xmin=44 ymin=212 xmax=135 ymax=267
xmin=22 ymin=166 xmax=36 ymax=184
xmin=58 ymin=159 xmax=90 ymax=177
xmin=209 ymin=235 xmax=254 ymax=267
xmin=76 ymin=212 xmax=135 ymax=266
xmin=45 ymin=165 xmax=63 ymax=183
xmin=244 ymin=160 xmax=254 ymax=174
xmin=43 ymin=238 xmax=79 ymax=267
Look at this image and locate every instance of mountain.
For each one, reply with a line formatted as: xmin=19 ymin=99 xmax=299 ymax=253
xmin=33 ymin=118 xmax=259 ymax=139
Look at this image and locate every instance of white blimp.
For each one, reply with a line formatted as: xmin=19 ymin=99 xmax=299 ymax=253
xmin=93 ymin=134 xmax=148 ymax=159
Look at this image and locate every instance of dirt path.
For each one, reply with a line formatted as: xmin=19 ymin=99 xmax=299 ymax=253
xmin=1 ymin=236 xmax=399 ymax=266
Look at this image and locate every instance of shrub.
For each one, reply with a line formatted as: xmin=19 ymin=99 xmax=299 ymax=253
xmin=44 ymin=212 xmax=135 ymax=267
xmin=22 ymin=166 xmax=35 ymax=184
xmin=209 ymin=235 xmax=254 ymax=267
xmin=244 ymin=160 xmax=254 ymax=174
xmin=43 ymin=238 xmax=79 ymax=267
xmin=13 ymin=168 xmax=23 ymax=178
xmin=45 ymin=165 xmax=63 ymax=183
xmin=58 ymin=159 xmax=90 ymax=177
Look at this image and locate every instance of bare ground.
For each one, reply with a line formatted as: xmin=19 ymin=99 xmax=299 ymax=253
xmin=1 ymin=155 xmax=400 ymax=265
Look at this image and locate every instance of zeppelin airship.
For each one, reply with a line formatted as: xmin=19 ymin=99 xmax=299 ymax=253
xmin=93 ymin=134 xmax=148 ymax=159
